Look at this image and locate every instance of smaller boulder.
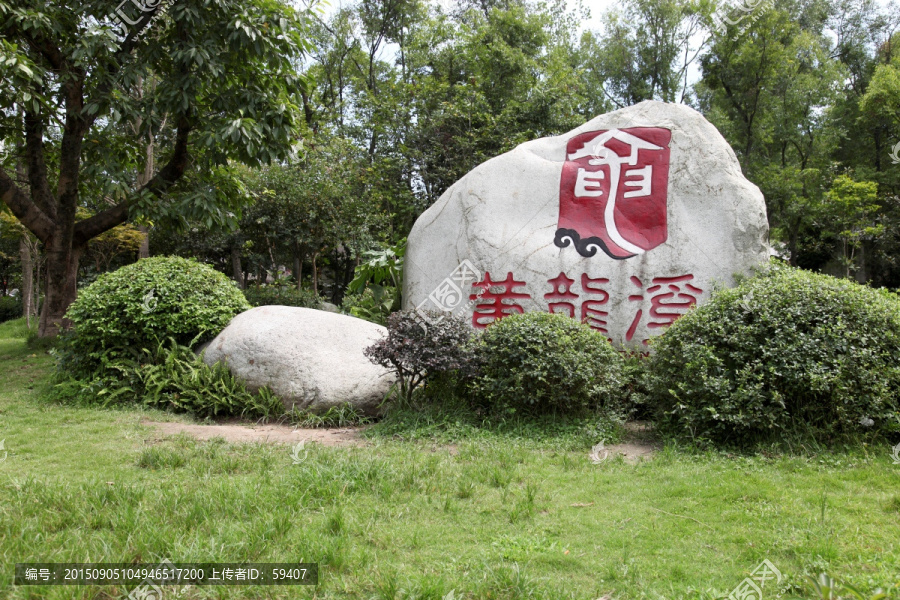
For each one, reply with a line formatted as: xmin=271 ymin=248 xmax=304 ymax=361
xmin=203 ymin=306 xmax=395 ymax=414
xmin=319 ymin=301 xmax=341 ymax=313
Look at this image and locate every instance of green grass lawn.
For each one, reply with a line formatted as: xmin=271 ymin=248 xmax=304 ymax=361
xmin=0 ymin=317 xmax=898 ymax=599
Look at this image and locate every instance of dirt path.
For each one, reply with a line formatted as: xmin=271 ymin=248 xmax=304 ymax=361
xmin=596 ymin=441 xmax=656 ymax=464
xmin=141 ymin=419 xmax=364 ymax=446
xmin=140 ymin=419 xmax=658 ymax=462
xmin=600 ymin=421 xmax=658 ymax=464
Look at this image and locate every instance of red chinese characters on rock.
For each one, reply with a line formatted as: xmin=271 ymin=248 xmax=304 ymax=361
xmin=556 ymin=127 xmax=672 ymax=260
xmin=543 ymin=273 xmax=611 ymax=335
xmin=543 ymin=272 xmax=578 ymax=317
xmin=581 ymin=274 xmax=612 ymax=334
xmin=469 ymin=271 xmax=702 ymax=341
xmin=626 ymin=274 xmax=703 ymax=345
xmin=470 ymin=272 xmax=532 ymax=329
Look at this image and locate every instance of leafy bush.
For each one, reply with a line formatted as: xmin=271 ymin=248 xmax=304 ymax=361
xmin=243 ymin=285 xmax=322 ymax=309
xmin=647 ymin=263 xmax=900 ymax=445
xmin=620 ymin=351 xmax=652 ymax=419
xmin=0 ymin=295 xmax=23 ymax=323
xmin=471 ymin=312 xmax=624 ymax=416
xmin=52 ymin=340 xmax=284 ymax=420
xmin=59 ymin=256 xmax=249 ymax=378
xmin=342 ymin=288 xmax=392 ymax=325
xmin=364 ymin=310 xmax=475 ymax=405
xmin=345 ymin=239 xmax=405 ymax=325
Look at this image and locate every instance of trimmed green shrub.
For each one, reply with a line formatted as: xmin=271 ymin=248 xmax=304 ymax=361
xmin=647 ymin=263 xmax=900 ymax=445
xmin=0 ymin=295 xmax=23 ymax=323
xmin=471 ymin=312 xmax=624 ymax=416
xmin=243 ymin=285 xmax=322 ymax=309
xmin=59 ymin=256 xmax=249 ymax=377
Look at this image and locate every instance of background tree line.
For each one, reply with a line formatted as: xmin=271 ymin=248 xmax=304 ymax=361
xmin=2 ymin=0 xmax=900 ymax=334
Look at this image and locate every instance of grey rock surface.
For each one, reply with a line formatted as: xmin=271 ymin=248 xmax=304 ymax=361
xmin=203 ymin=306 xmax=395 ymax=414
xmin=404 ymin=100 xmax=769 ymax=349
xmin=319 ymin=301 xmax=341 ymax=313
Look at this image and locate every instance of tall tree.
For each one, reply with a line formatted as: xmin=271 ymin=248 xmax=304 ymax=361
xmin=582 ymin=0 xmax=712 ymax=107
xmin=0 ymin=0 xmax=313 ymax=336
xmin=697 ymin=0 xmax=847 ymax=267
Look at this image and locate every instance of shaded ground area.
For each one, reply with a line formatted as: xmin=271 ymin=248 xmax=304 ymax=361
xmin=141 ymin=418 xmax=364 ymax=446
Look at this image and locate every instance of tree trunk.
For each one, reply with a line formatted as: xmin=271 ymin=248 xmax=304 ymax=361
xmin=38 ymin=239 xmax=84 ymax=337
xmin=312 ymin=252 xmax=319 ymax=296
xmin=856 ymin=243 xmax=867 ymax=283
xmin=14 ymin=123 xmax=33 ymax=324
xmin=135 ymin=78 xmax=154 ymax=259
xmin=34 ymin=250 xmax=41 ymax=320
xmin=231 ymin=245 xmax=244 ymax=289
xmin=138 ymin=225 xmax=150 ymax=258
xmin=19 ymin=237 xmax=34 ymax=328
xmin=292 ymin=240 xmax=305 ymax=291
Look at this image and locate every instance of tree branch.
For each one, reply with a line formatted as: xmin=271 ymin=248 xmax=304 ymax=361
xmin=56 ymin=78 xmax=87 ymax=220
xmin=83 ymin=6 xmax=164 ymax=131
xmin=23 ymin=110 xmax=57 ymax=220
xmin=16 ymin=26 xmax=65 ymax=72
xmin=73 ymin=116 xmax=192 ymax=245
xmin=0 ymin=168 xmax=55 ymax=243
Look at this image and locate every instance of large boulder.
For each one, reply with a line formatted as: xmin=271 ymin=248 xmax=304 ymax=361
xmin=203 ymin=306 xmax=395 ymax=414
xmin=403 ymin=100 xmax=769 ymax=349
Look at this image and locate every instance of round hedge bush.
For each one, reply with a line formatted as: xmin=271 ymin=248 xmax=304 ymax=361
xmin=61 ymin=256 xmax=249 ymax=376
xmin=647 ymin=263 xmax=900 ymax=445
xmin=471 ymin=312 xmax=624 ymax=416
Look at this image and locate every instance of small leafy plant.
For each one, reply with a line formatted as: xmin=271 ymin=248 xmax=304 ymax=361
xmin=0 ymin=295 xmax=23 ymax=323
xmin=287 ymin=403 xmax=372 ymax=428
xmin=805 ymin=572 xmax=888 ymax=600
xmin=345 ymin=239 xmax=405 ymax=324
xmin=364 ymin=310 xmax=474 ymax=406
xmin=53 ymin=339 xmax=283 ymax=420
